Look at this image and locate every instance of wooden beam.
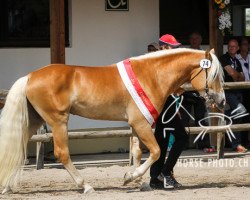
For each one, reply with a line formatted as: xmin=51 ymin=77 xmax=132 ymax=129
xmin=182 ymin=82 xmax=250 ymax=91
xmin=29 ymin=123 xmax=250 ymax=142
xmin=50 ymin=0 xmax=65 ymax=64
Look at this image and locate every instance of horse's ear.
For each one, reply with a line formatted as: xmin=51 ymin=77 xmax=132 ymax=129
xmin=209 ymin=48 xmax=215 ymax=54
xmin=205 ymin=49 xmax=210 ymax=59
xmin=205 ymin=49 xmax=214 ymax=60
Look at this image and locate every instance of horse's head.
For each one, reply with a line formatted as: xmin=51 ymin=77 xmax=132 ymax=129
xmin=190 ymin=49 xmax=225 ymax=111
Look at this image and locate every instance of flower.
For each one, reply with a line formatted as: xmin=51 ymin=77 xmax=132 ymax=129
xmin=219 ymin=3 xmax=225 ymax=9
xmin=215 ymin=0 xmax=222 ymax=4
xmin=218 ymin=11 xmax=232 ymax=30
xmin=214 ymin=0 xmax=232 ymax=35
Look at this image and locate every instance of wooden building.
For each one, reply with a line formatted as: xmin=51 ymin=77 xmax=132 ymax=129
xmin=0 ymin=0 xmax=250 ymax=154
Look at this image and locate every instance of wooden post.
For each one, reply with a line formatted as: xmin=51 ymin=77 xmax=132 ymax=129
xmin=50 ymin=0 xmax=65 ymax=64
xmin=129 ymin=136 xmax=134 ymax=166
xmin=209 ymin=0 xmax=225 ymax=159
xmin=209 ymin=0 xmax=224 ymax=57
xmin=36 ymin=0 xmax=65 ymax=168
xmin=36 ymin=126 xmax=46 ymax=170
xmin=129 ymin=128 xmax=137 ymax=166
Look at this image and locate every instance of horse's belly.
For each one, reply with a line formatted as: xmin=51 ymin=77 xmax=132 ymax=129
xmin=70 ymin=103 xmax=128 ymax=121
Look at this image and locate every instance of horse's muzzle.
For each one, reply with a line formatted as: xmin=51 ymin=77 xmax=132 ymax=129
xmin=203 ymin=93 xmax=225 ymax=111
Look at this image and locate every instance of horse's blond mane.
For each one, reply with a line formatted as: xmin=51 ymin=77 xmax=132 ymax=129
xmin=133 ymin=48 xmax=202 ymax=60
xmin=132 ymin=48 xmax=224 ymax=87
xmin=208 ymin=53 xmax=224 ymax=86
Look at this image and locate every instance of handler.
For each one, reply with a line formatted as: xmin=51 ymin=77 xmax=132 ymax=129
xmin=149 ymin=34 xmax=189 ymax=189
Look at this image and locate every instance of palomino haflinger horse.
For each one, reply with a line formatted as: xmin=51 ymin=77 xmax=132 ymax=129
xmin=0 ymin=48 xmax=225 ymax=194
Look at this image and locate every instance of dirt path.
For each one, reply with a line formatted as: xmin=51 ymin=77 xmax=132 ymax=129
xmin=0 ymin=156 xmax=249 ymax=200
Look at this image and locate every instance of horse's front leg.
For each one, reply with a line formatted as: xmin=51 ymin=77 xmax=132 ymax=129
xmin=124 ymin=121 xmax=160 ymax=185
xmin=130 ymin=134 xmax=143 ymax=168
xmin=130 ymin=134 xmax=144 ymax=185
xmin=51 ymin=122 xmax=94 ymax=194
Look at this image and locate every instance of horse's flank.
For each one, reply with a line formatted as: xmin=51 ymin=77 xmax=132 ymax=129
xmin=27 ymin=64 xmax=129 ymax=122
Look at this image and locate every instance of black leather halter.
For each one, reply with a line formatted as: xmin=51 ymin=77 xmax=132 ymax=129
xmin=190 ymin=67 xmax=209 ymax=95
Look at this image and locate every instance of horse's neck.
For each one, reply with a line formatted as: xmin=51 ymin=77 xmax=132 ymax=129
xmin=132 ymin=56 xmax=194 ymax=112
xmin=155 ymin=57 xmax=193 ymax=100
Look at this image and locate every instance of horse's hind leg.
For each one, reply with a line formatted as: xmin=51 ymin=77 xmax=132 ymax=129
xmin=124 ymin=121 xmax=160 ymax=185
xmin=51 ymin=122 xmax=94 ymax=193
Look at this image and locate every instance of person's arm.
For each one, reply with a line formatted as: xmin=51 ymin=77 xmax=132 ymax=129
xmin=224 ymin=65 xmax=245 ymax=82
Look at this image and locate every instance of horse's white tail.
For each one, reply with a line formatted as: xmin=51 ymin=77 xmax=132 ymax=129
xmin=0 ymin=76 xmax=29 ymax=187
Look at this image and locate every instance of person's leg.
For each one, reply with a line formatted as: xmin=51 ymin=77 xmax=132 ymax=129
xmin=193 ymin=97 xmax=211 ymax=149
xmin=162 ymin=115 xmax=188 ymax=176
xmin=225 ymin=92 xmax=247 ymax=151
xmin=242 ymin=90 xmax=250 ymax=147
xmin=225 ymin=92 xmax=241 ymax=111
xmin=150 ymin=98 xmax=174 ymax=186
xmin=193 ymin=97 xmax=207 ymax=126
xmin=149 ymin=122 xmax=169 ymax=181
xmin=180 ymin=100 xmax=192 ymax=127
xmin=231 ymin=131 xmax=241 ymax=149
xmin=154 ymin=114 xmax=188 ymax=189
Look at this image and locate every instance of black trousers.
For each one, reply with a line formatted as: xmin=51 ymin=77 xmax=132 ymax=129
xmin=242 ymin=90 xmax=250 ymax=146
xmin=150 ymin=96 xmax=188 ymax=179
xmin=181 ymin=92 xmax=207 ymax=127
xmin=181 ymin=92 xmax=210 ymax=149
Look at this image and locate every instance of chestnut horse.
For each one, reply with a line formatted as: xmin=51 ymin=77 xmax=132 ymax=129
xmin=0 ymin=48 xmax=224 ymax=194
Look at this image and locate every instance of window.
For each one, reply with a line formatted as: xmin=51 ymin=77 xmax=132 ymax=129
xmin=0 ymin=0 xmax=69 ymax=47
xmin=231 ymin=0 xmax=250 ymax=37
xmin=160 ymin=0 xmax=250 ymax=44
xmin=245 ymin=8 xmax=250 ymax=36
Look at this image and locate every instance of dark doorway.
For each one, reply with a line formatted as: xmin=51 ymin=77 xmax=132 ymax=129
xmin=160 ymin=0 xmax=209 ymax=45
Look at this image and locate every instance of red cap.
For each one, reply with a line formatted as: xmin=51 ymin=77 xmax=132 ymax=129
xmin=159 ymin=34 xmax=181 ymax=47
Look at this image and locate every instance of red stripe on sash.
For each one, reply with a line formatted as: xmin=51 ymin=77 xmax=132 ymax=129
xmin=123 ymin=59 xmax=159 ymax=124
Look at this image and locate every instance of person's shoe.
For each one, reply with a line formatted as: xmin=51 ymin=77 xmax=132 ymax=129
xmin=170 ymin=172 xmax=182 ymax=188
xmin=235 ymin=145 xmax=248 ymax=153
xmin=149 ymin=178 xmax=164 ymax=189
xmin=157 ymin=173 xmax=180 ymax=189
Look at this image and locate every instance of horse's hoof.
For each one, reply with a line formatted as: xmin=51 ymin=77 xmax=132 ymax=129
xmin=140 ymin=182 xmax=153 ymax=191
xmin=84 ymin=184 xmax=95 ymax=194
xmin=2 ymin=186 xmax=12 ymax=194
xmin=123 ymin=171 xmax=133 ymax=185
